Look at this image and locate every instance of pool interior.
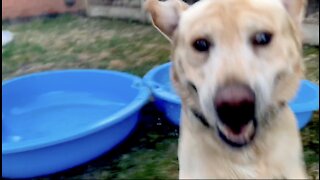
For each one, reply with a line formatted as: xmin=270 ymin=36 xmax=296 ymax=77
xmin=2 ymin=72 xmax=143 ymax=148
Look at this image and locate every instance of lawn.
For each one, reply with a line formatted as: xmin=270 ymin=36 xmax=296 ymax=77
xmin=2 ymin=15 xmax=319 ymax=179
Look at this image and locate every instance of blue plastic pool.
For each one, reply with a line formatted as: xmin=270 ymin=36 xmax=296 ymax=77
xmin=2 ymin=70 xmax=151 ymax=178
xmin=144 ymin=62 xmax=319 ymax=128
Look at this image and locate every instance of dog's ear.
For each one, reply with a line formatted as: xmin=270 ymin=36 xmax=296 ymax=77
xmin=279 ymin=0 xmax=307 ymax=25
xmin=144 ymin=0 xmax=189 ymax=41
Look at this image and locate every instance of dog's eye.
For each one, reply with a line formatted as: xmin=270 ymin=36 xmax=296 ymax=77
xmin=192 ymin=39 xmax=211 ymax=52
xmin=251 ymin=32 xmax=273 ymax=46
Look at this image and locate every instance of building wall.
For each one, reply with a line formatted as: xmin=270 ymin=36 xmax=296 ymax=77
xmin=2 ymin=0 xmax=85 ymax=20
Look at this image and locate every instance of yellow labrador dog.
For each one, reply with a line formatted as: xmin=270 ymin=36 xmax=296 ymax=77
xmin=145 ymin=0 xmax=308 ymax=179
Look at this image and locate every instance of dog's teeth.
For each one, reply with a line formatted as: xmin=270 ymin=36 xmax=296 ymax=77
xmin=245 ymin=122 xmax=254 ymax=139
xmin=249 ymin=122 xmax=254 ymax=134
xmin=243 ymin=128 xmax=249 ymax=140
xmin=221 ymin=124 xmax=228 ymax=133
xmin=219 ymin=123 xmax=228 ymax=134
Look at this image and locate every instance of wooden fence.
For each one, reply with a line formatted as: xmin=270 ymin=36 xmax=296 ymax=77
xmin=85 ymin=0 xmax=149 ymax=22
xmin=85 ymin=0 xmax=319 ymax=22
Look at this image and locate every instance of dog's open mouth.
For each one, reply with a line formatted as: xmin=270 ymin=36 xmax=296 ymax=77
xmin=214 ymin=83 xmax=257 ymax=148
xmin=217 ymin=119 xmax=257 ymax=148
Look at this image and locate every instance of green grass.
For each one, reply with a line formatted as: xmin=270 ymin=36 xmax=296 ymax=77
xmin=304 ymin=45 xmax=320 ymax=57
xmin=2 ymin=15 xmax=319 ymax=179
xmin=2 ymin=15 xmax=170 ymax=79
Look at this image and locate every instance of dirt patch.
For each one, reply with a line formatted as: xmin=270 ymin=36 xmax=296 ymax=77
xmin=108 ymin=60 xmax=127 ymax=70
xmin=11 ymin=63 xmax=55 ymax=77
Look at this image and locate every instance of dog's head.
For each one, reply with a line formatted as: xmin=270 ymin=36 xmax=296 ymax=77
xmin=145 ymin=0 xmax=306 ymax=148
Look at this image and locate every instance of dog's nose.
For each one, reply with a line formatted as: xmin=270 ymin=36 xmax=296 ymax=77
xmin=214 ymin=84 xmax=255 ymax=134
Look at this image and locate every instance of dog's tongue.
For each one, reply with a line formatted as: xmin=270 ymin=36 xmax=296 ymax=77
xmin=226 ymin=122 xmax=251 ymax=136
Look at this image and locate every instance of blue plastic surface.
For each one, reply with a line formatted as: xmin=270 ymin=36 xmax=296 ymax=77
xmin=144 ymin=62 xmax=319 ymax=128
xmin=2 ymin=70 xmax=151 ymax=178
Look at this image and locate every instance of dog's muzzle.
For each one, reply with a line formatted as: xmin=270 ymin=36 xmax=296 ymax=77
xmin=214 ymin=83 xmax=257 ymax=148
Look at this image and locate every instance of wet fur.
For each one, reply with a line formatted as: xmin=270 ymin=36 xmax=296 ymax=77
xmin=145 ymin=0 xmax=308 ymax=179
